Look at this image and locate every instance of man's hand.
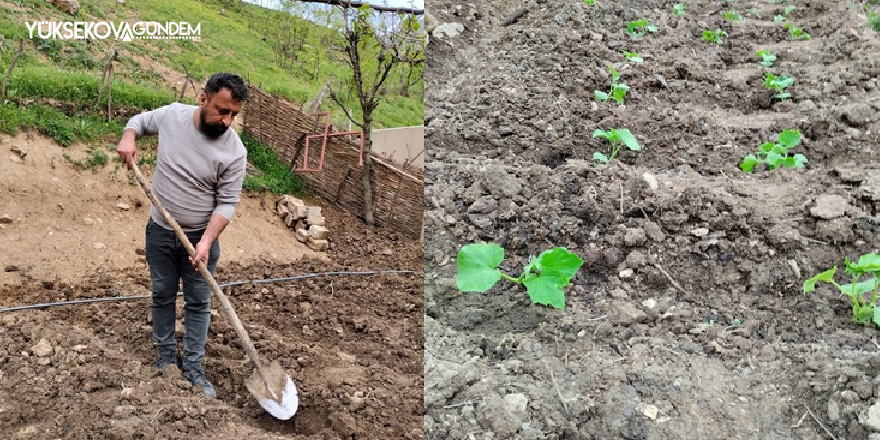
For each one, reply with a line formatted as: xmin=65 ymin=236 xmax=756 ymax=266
xmin=117 ymin=128 xmax=139 ymax=169
xmin=190 ymin=239 xmax=213 ymax=268
xmin=189 ymin=213 xmax=230 ymax=268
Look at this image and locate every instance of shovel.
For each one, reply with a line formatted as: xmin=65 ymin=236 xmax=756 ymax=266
xmin=130 ymin=162 xmax=298 ymax=420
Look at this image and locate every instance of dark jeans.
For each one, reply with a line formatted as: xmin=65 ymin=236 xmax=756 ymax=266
xmin=145 ymin=218 xmax=219 ymax=372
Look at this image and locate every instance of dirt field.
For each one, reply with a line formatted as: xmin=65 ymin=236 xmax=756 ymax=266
xmin=425 ymin=0 xmax=880 ymax=439
xmin=0 ymin=133 xmax=424 ymax=439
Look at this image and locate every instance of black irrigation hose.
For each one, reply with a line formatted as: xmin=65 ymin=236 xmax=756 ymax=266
xmin=0 ymin=270 xmax=417 ymax=314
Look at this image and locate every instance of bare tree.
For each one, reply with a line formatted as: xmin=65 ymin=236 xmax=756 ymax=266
xmin=326 ymin=3 xmax=424 ymax=226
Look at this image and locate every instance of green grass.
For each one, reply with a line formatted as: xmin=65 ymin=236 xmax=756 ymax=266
xmin=3 ymin=64 xmax=176 ymax=109
xmin=0 ymin=102 xmax=123 ymax=146
xmin=240 ymin=131 xmax=304 ymax=195
xmin=0 ymin=0 xmax=422 ymax=129
xmin=869 ymin=8 xmax=880 ymax=31
xmin=63 ymin=144 xmax=110 ymax=171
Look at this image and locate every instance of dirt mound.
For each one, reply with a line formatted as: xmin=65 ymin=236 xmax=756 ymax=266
xmin=425 ymin=0 xmax=880 ymax=439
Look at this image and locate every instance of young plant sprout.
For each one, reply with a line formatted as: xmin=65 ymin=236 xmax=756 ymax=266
xmin=592 ymin=128 xmax=641 ymax=164
xmin=764 ymin=73 xmax=794 ymax=100
xmin=724 ymin=10 xmax=744 ymax=22
xmin=804 ymin=254 xmax=880 ymax=329
xmin=756 ymin=50 xmax=776 ymax=67
xmin=622 ymin=50 xmax=644 ymax=63
xmin=702 ymin=29 xmax=728 ymax=45
xmin=626 ymin=20 xmax=657 ymax=38
xmin=672 ymin=3 xmax=686 ymax=15
xmin=783 ymin=23 xmax=811 ymax=40
xmin=594 ymin=66 xmax=630 ymax=105
xmin=456 ymin=243 xmax=584 ymax=310
xmin=740 ymin=129 xmax=807 ymax=172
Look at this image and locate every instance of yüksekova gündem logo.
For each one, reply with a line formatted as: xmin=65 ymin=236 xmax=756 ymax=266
xmin=25 ymin=21 xmax=201 ymax=41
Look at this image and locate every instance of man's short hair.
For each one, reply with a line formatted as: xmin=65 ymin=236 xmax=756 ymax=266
xmin=205 ymin=73 xmax=248 ymax=102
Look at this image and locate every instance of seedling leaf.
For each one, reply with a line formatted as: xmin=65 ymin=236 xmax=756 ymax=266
xmin=593 ymin=152 xmax=610 ymax=163
xmin=846 ymin=253 xmax=880 ymax=275
xmin=778 ymin=129 xmax=800 ymax=148
xmin=803 ymin=266 xmax=837 ymax=294
xmin=522 ymin=274 xmax=567 ymax=309
xmin=595 ymin=90 xmax=608 ymax=101
xmin=533 ymin=247 xmax=584 ymax=283
xmin=740 ymin=154 xmax=759 ymax=172
xmin=855 ymin=305 xmax=874 ymax=323
xmin=617 ymin=129 xmax=641 ymax=151
xmin=840 ymin=278 xmax=879 ymax=297
xmin=456 ymin=243 xmax=504 ymax=292
xmin=765 ymin=151 xmax=785 ymax=169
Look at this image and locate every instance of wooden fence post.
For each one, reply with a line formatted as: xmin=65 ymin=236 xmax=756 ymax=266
xmin=0 ymin=39 xmax=24 ymax=99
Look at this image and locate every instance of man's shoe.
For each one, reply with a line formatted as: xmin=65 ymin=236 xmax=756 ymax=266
xmin=156 ymin=352 xmax=178 ymax=372
xmin=183 ymin=367 xmax=217 ymax=399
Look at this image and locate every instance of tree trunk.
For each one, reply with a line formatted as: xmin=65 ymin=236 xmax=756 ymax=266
xmin=361 ymin=118 xmax=374 ymax=226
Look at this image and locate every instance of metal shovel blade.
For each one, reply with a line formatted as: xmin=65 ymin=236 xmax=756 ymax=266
xmin=245 ymin=360 xmax=299 ymax=420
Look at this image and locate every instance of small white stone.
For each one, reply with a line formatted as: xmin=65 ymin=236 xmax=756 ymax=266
xmin=691 ymin=228 xmax=710 ymax=237
xmin=619 ymin=269 xmax=634 ymax=279
xmin=642 ymin=172 xmax=659 ymax=190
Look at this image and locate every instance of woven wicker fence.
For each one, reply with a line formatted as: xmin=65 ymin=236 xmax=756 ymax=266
xmin=242 ymin=85 xmax=424 ymax=238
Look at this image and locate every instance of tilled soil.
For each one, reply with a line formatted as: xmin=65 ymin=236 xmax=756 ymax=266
xmin=0 ymin=209 xmax=424 ymax=440
xmin=424 ymin=0 xmax=880 ymax=438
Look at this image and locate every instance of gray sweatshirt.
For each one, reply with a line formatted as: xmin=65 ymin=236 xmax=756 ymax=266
xmin=125 ymin=103 xmax=247 ymax=232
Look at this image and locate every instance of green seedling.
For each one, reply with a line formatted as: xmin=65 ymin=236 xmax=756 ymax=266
xmin=774 ymin=14 xmax=786 ymax=21
xmin=702 ymin=29 xmax=728 ymax=44
xmin=594 ymin=66 xmax=630 ymax=105
xmin=764 ymin=73 xmax=794 ymax=100
xmin=783 ymin=23 xmax=811 ymax=40
xmin=584 ymin=0 xmax=595 ymax=4
xmin=756 ymin=50 xmax=776 ymax=67
xmin=804 ymin=254 xmax=880 ymax=329
xmin=456 ymin=243 xmax=584 ymax=310
xmin=626 ymin=19 xmax=658 ymax=38
xmin=672 ymin=3 xmax=686 ymax=15
xmin=592 ymin=128 xmax=641 ymax=164
xmin=622 ymin=51 xmax=644 ymax=63
xmin=784 ymin=5 xmax=795 ymax=15
xmin=740 ymin=129 xmax=807 ymax=172
xmin=724 ymin=10 xmax=744 ymax=21
xmin=868 ymin=9 xmax=880 ymax=31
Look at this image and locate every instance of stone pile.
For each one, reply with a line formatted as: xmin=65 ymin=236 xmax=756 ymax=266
xmin=276 ymin=195 xmax=330 ymax=252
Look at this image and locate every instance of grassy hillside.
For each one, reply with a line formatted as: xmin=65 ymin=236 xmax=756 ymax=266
xmin=0 ymin=0 xmax=423 ymax=193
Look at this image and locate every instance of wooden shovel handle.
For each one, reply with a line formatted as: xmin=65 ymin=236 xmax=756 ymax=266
xmin=131 ymin=163 xmax=267 ymax=374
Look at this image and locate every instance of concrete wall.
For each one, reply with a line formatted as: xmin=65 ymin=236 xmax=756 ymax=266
xmin=371 ymin=127 xmax=424 ymax=169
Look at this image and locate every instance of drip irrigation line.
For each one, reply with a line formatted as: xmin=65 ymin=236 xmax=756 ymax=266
xmin=0 ymin=269 xmax=417 ymax=314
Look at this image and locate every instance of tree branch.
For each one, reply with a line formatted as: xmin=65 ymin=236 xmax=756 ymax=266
xmin=296 ymin=0 xmax=423 ymax=15
xmin=327 ymin=82 xmax=364 ymax=129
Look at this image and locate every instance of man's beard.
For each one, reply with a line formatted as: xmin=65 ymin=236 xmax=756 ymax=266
xmin=199 ymin=111 xmax=228 ymax=139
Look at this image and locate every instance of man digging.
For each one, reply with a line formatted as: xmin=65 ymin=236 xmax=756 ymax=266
xmin=116 ymin=73 xmax=249 ymax=398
